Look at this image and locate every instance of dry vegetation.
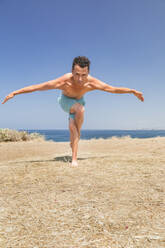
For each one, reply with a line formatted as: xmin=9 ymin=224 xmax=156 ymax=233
xmin=0 ymin=128 xmax=45 ymax=142
xmin=0 ymin=136 xmax=165 ymax=247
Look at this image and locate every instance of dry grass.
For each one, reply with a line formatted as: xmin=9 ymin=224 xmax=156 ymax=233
xmin=0 ymin=128 xmax=45 ymax=142
xmin=0 ymin=136 xmax=165 ymax=248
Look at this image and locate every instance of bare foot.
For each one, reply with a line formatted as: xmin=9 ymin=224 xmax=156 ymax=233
xmin=71 ymin=160 xmax=78 ymax=167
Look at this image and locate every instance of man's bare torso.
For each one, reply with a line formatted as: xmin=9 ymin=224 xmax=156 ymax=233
xmin=59 ymin=73 xmax=94 ymax=99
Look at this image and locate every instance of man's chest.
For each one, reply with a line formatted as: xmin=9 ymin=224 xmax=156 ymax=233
xmin=63 ymin=81 xmax=93 ymax=94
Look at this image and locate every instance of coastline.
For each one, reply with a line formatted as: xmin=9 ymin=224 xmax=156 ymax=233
xmin=18 ymin=129 xmax=165 ymax=142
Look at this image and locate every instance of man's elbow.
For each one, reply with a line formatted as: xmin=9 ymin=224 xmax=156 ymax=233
xmin=37 ymin=79 xmax=62 ymax=91
xmin=104 ymin=86 xmax=116 ymax=93
xmin=34 ymin=82 xmax=52 ymax=91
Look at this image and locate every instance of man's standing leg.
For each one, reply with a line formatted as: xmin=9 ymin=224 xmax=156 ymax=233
xmin=69 ymin=118 xmax=79 ymax=166
xmin=69 ymin=103 xmax=85 ymax=166
xmin=70 ymin=103 xmax=85 ymax=139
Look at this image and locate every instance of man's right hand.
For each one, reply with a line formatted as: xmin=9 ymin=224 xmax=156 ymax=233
xmin=2 ymin=92 xmax=15 ymax=104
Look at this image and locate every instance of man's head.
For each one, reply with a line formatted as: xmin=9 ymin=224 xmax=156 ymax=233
xmin=72 ymin=56 xmax=90 ymax=84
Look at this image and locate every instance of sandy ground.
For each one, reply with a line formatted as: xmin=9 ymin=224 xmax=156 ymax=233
xmin=0 ymin=136 xmax=165 ymax=248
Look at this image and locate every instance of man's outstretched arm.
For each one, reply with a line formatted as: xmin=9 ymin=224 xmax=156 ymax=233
xmin=90 ymin=77 xmax=144 ymax=102
xmin=2 ymin=74 xmax=69 ymax=104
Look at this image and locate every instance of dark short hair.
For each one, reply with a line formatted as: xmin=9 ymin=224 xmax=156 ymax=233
xmin=72 ymin=56 xmax=90 ymax=71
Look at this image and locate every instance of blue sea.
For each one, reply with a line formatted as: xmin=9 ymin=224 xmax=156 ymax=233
xmin=20 ymin=129 xmax=165 ymax=142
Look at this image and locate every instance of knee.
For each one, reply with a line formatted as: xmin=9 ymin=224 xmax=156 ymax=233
xmin=70 ymin=103 xmax=85 ymax=115
xmin=69 ymin=120 xmax=78 ymax=133
xmin=76 ymin=105 xmax=85 ymax=115
xmin=69 ymin=121 xmax=75 ymax=132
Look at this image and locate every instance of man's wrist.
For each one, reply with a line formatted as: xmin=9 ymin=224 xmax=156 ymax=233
xmin=130 ymin=89 xmax=136 ymax=94
xmin=13 ymin=91 xmax=18 ymax=96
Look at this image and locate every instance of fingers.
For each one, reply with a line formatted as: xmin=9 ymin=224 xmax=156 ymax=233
xmin=139 ymin=95 xmax=144 ymax=102
xmin=139 ymin=93 xmax=144 ymax=102
xmin=134 ymin=91 xmax=144 ymax=102
xmin=2 ymin=99 xmax=8 ymax=104
xmin=2 ymin=94 xmax=13 ymax=104
xmin=2 ymin=98 xmax=8 ymax=104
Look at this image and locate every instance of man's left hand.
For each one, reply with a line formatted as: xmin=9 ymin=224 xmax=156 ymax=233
xmin=133 ymin=90 xmax=144 ymax=102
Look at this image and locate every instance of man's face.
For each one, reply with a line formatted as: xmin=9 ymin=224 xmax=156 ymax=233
xmin=72 ymin=64 xmax=89 ymax=84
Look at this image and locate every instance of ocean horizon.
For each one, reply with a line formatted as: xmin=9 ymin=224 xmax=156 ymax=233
xmin=19 ymin=129 xmax=165 ymax=142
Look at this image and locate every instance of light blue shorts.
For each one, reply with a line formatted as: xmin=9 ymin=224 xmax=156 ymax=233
xmin=58 ymin=94 xmax=85 ymax=119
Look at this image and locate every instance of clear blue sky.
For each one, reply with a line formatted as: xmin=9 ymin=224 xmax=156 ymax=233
xmin=1 ymin=0 xmax=165 ymax=130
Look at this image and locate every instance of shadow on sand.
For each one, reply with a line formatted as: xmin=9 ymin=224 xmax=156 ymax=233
xmin=3 ymin=155 xmax=110 ymax=165
xmin=54 ymin=155 xmax=87 ymax=163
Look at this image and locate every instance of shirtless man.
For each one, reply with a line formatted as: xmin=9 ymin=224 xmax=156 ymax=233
xmin=2 ymin=56 xmax=144 ymax=166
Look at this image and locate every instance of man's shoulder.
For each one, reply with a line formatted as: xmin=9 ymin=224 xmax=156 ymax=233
xmin=87 ymin=75 xmax=100 ymax=87
xmin=88 ymin=75 xmax=101 ymax=82
xmin=87 ymin=75 xmax=109 ymax=90
xmin=60 ymin=73 xmax=72 ymax=81
xmin=51 ymin=73 xmax=72 ymax=89
xmin=87 ymin=74 xmax=94 ymax=81
xmin=65 ymin=72 xmax=72 ymax=77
